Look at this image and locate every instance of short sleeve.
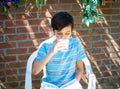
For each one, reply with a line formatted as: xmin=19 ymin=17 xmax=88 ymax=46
xmin=36 ymin=43 xmax=47 ymax=61
xmin=76 ymin=39 xmax=86 ymax=60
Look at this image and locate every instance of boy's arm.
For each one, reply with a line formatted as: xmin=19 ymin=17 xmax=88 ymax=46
xmin=32 ymin=49 xmax=55 ymax=75
xmin=76 ymin=60 xmax=84 ymax=81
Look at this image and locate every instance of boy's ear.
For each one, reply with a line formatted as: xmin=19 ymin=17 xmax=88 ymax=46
xmin=72 ymin=30 xmax=79 ymax=37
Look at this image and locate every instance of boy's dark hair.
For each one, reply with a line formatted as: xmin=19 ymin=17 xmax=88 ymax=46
xmin=51 ymin=12 xmax=74 ymax=32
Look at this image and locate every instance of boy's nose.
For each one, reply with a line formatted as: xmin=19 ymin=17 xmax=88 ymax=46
xmin=58 ymin=35 xmax=65 ymax=39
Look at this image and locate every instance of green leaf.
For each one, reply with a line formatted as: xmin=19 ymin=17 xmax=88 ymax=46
xmin=36 ymin=0 xmax=40 ymax=7
xmin=82 ymin=0 xmax=103 ymax=27
xmin=44 ymin=0 xmax=47 ymax=5
xmin=3 ymin=6 xmax=9 ymax=15
xmin=89 ymin=17 xmax=95 ymax=23
xmin=85 ymin=5 xmax=90 ymax=13
xmin=90 ymin=0 xmax=98 ymax=6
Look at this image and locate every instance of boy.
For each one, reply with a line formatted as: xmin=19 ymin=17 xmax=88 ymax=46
xmin=32 ymin=12 xmax=87 ymax=89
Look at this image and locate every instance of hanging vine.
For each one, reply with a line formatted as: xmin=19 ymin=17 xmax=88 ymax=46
xmin=0 ymin=0 xmax=117 ymax=27
xmin=82 ymin=0 xmax=103 ymax=26
xmin=0 ymin=0 xmax=21 ymax=14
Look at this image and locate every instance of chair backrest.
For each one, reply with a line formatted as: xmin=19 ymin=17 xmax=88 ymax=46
xmin=25 ymin=50 xmax=38 ymax=89
xmin=25 ymin=50 xmax=96 ymax=89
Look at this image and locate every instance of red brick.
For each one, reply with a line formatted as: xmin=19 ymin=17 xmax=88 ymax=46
xmin=39 ymin=11 xmax=52 ymax=19
xmin=11 ymin=7 xmax=25 ymax=13
xmin=104 ymin=15 xmax=111 ymax=21
xmin=40 ymin=26 xmax=52 ymax=32
xmin=0 ymin=71 xmax=6 ymax=76
xmin=18 ymin=54 xmax=29 ymax=61
xmin=18 ymin=40 xmax=39 ymax=47
xmin=6 ymin=62 xmax=26 ymax=68
xmin=115 ymin=40 xmax=120 ymax=46
xmin=102 ymin=47 xmax=116 ymax=53
xmin=102 ymin=71 xmax=112 ymax=77
xmin=0 ymin=42 xmax=16 ymax=48
xmin=72 ymin=4 xmax=82 ymax=11
xmin=0 ymin=14 xmax=9 ymax=20
xmin=29 ymin=33 xmax=48 ymax=39
xmin=6 ymin=82 xmax=19 ymax=88
xmin=91 ymin=60 xmax=102 ymax=67
xmin=5 ymin=21 xmax=16 ymax=27
xmin=59 ymin=0 xmax=75 ymax=3
xmin=70 ymin=11 xmax=81 ymax=17
xmin=0 ymin=56 xmax=16 ymax=62
xmin=0 ymin=69 xmax=17 ymax=77
xmin=16 ymin=13 xmax=37 ymax=20
xmin=74 ymin=17 xmax=82 ymax=24
xmin=0 ymin=21 xmax=3 ymax=27
xmin=2 ymin=28 xmax=16 ymax=34
xmin=108 ymin=53 xmax=119 ymax=58
xmin=111 ymin=28 xmax=120 ymax=33
xmin=16 ymin=20 xmax=28 ymax=26
xmin=98 ymin=78 xmax=111 ymax=83
xmin=98 ymin=3 xmax=111 ymax=8
xmin=0 ymin=35 xmax=3 ymax=42
xmin=111 ymin=65 xmax=120 ymax=70
xmin=92 ymin=41 xmax=109 ymax=47
xmin=99 ymin=66 xmax=110 ymax=72
xmin=7 ymin=75 xmax=25 ymax=81
xmin=111 ymin=2 xmax=120 ymax=8
xmin=6 ymin=69 xmax=17 ymax=75
xmin=5 ymin=34 xmax=27 ymax=41
xmin=74 ymin=24 xmax=81 ymax=29
xmin=93 ymin=54 xmax=109 ymax=60
xmin=34 ymin=5 xmax=49 ymax=12
xmin=5 ymin=20 xmax=28 ymax=27
xmin=0 ymin=50 xmax=4 ymax=56
xmin=112 ymin=15 xmax=120 ymax=20
xmin=102 ymin=9 xmax=119 ymax=14
xmin=17 ymin=26 xmax=38 ymax=33
xmin=90 ymin=48 xmax=103 ymax=54
xmin=47 ymin=0 xmax=58 ymax=4
xmin=83 ymin=35 xmax=101 ymax=42
xmin=51 ymin=4 xmax=71 ymax=11
xmin=0 ymin=64 xmax=5 ymax=69
xmin=0 ymin=28 xmax=4 ymax=34
xmin=107 ymin=22 xmax=119 ymax=26
xmin=78 ymin=30 xmax=91 ymax=35
xmin=28 ymin=19 xmax=50 ymax=25
xmin=102 ymin=34 xmax=119 ymax=40
xmin=6 ymin=48 xmax=27 ymax=54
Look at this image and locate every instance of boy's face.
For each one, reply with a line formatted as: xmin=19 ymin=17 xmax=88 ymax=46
xmin=55 ymin=25 xmax=72 ymax=39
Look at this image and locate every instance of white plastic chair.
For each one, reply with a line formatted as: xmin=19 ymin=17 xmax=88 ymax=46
xmin=25 ymin=50 xmax=96 ymax=89
xmin=82 ymin=57 xmax=96 ymax=89
xmin=25 ymin=50 xmax=38 ymax=89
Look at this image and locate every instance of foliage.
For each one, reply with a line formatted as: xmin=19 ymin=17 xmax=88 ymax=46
xmin=82 ymin=0 xmax=103 ymax=26
xmin=0 ymin=0 xmax=21 ymax=14
xmin=0 ymin=0 xmax=103 ymax=27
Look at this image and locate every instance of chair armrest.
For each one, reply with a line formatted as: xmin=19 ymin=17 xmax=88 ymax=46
xmin=82 ymin=57 xmax=96 ymax=89
xmin=25 ymin=50 xmax=38 ymax=89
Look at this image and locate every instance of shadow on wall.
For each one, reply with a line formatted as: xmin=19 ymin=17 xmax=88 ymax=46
xmin=79 ymin=16 xmax=120 ymax=89
xmin=0 ymin=1 xmax=120 ymax=89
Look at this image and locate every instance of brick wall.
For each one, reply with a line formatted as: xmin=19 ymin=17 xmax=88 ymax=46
xmin=0 ymin=0 xmax=120 ymax=89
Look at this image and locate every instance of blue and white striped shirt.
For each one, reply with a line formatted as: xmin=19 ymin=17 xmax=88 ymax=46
xmin=36 ymin=36 xmax=86 ymax=87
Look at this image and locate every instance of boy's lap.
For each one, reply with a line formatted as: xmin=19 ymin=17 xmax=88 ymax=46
xmin=40 ymin=79 xmax=83 ymax=89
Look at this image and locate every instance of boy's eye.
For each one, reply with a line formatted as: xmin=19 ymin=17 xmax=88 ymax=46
xmin=57 ymin=33 xmax=63 ymax=35
xmin=57 ymin=32 xmax=70 ymax=35
xmin=65 ymin=33 xmax=70 ymax=35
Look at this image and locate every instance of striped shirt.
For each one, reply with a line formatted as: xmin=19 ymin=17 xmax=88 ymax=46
xmin=36 ymin=36 xmax=86 ymax=87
